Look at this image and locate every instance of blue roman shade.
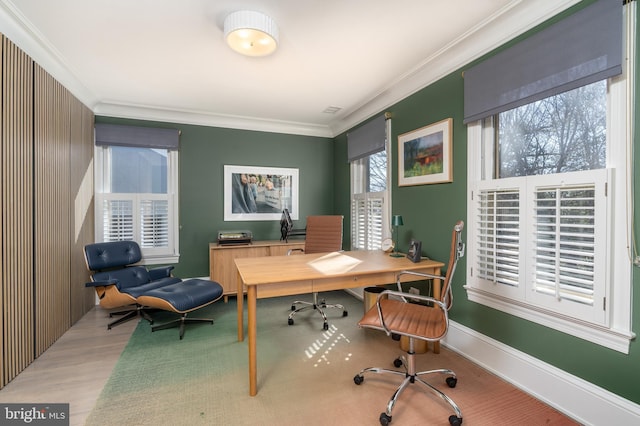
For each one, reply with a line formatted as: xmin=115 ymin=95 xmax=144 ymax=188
xmin=95 ymin=123 xmax=180 ymax=149
xmin=347 ymin=114 xmax=387 ymax=162
xmin=463 ymin=0 xmax=622 ymax=124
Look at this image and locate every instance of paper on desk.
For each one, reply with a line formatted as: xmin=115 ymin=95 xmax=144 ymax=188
xmin=307 ymin=252 xmax=362 ymax=275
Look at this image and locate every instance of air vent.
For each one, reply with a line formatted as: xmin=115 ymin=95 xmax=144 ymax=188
xmin=323 ymin=106 xmax=342 ymax=114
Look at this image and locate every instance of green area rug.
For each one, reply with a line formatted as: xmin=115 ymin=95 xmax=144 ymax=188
xmin=85 ymin=291 xmax=398 ymax=425
xmin=86 ymin=290 xmax=577 ymax=425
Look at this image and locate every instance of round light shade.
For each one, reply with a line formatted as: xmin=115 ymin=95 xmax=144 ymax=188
xmin=224 ymin=11 xmax=279 ymax=57
xmin=392 ymin=215 xmax=404 ymax=226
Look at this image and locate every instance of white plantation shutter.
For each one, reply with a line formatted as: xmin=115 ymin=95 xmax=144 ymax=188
xmin=368 ymin=198 xmax=384 ymax=247
xmin=102 ymin=198 xmax=134 ymax=241
xmin=140 ymin=198 xmax=170 ymax=248
xmin=526 ymin=169 xmax=608 ymax=322
xmin=533 ymin=185 xmax=596 ymax=304
xmin=471 ymin=170 xmax=608 ymax=324
xmin=352 ymin=197 xmax=366 ymax=249
xmin=352 ymin=195 xmax=384 ymax=250
xmin=98 ymin=193 xmax=175 ymax=258
xmin=476 ymin=188 xmax=520 ymax=287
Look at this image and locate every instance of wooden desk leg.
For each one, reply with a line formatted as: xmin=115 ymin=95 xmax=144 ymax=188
xmin=237 ymin=272 xmax=244 ymax=342
xmin=247 ymin=285 xmax=258 ymax=396
xmin=433 ymin=268 xmax=442 ymax=354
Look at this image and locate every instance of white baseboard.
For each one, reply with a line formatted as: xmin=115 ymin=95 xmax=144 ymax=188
xmin=443 ymin=321 xmax=640 ymax=425
xmin=344 ymin=288 xmax=363 ymax=299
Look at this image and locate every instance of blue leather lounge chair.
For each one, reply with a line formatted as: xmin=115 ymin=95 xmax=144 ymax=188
xmin=84 ymin=241 xmax=224 ymax=339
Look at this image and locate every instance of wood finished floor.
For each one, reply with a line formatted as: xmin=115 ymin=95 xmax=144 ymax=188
xmin=0 ymin=308 xmax=136 ymax=426
xmin=0 ymin=304 xmax=578 ymax=426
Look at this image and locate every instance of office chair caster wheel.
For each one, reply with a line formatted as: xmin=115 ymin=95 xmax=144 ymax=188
xmin=446 ymin=377 xmax=457 ymax=388
xmin=353 ymin=374 xmax=364 ymax=385
xmin=323 ymin=322 xmax=329 ymax=330
xmin=290 ymin=305 xmax=296 ymax=311
xmin=342 ymin=310 xmax=348 ymax=317
xmin=393 ymin=358 xmax=403 ymax=368
xmin=448 ymin=415 xmax=463 ymax=425
xmin=288 ymin=318 xmax=294 ymax=325
xmin=379 ymin=412 xmax=392 ymax=425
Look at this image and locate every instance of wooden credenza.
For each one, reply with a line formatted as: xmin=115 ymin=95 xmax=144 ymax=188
xmin=209 ymin=240 xmax=305 ymax=301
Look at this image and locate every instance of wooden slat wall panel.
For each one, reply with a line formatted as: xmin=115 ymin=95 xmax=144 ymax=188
xmin=33 ymin=65 xmax=71 ymax=356
xmin=1 ymin=36 xmax=34 ymax=386
xmin=69 ymin=98 xmax=95 ymax=323
xmin=0 ymin=34 xmax=94 ymax=390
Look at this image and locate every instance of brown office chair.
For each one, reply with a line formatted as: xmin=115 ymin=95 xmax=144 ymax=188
xmin=287 ymin=215 xmax=348 ymax=330
xmin=353 ymin=220 xmax=465 ymax=426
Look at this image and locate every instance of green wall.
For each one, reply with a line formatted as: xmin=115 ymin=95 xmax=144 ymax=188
xmin=95 ymin=117 xmax=334 ymax=278
xmin=336 ymin=70 xmax=640 ymax=403
xmin=332 ymin=0 xmax=640 ymax=405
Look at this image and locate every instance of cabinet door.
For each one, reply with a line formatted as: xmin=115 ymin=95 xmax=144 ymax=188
xmin=211 ymin=246 xmax=269 ymax=296
xmin=269 ymin=242 xmax=305 ymax=257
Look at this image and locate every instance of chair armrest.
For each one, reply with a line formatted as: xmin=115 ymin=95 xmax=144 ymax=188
xmin=85 ymin=279 xmax=118 ymax=288
xmin=396 ymin=270 xmax=444 ymax=288
xmin=396 ymin=270 xmax=453 ymax=308
xmin=379 ymin=289 xmax=447 ymax=310
xmin=148 ymin=265 xmax=175 ymax=280
xmin=286 ymin=248 xmax=305 ymax=255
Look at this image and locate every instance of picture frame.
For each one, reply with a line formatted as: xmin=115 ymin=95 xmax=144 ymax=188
xmin=398 ymin=118 xmax=453 ymax=186
xmin=224 ymin=165 xmax=299 ymax=221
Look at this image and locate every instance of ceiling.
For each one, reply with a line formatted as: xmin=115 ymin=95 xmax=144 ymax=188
xmin=1 ymin=0 xmax=579 ymax=137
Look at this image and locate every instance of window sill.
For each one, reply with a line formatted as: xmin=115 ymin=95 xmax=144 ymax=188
xmin=464 ymin=286 xmax=635 ymax=354
xmin=141 ymin=254 xmax=180 ymax=265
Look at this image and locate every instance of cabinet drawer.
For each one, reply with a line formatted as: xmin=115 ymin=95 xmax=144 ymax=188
xmin=312 ymin=272 xmax=397 ymax=292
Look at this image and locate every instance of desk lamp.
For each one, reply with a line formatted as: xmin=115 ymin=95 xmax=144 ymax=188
xmin=390 ymin=215 xmax=404 ymax=257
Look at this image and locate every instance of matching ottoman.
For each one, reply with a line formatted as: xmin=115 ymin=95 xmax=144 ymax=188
xmin=137 ymin=278 xmax=224 ymax=339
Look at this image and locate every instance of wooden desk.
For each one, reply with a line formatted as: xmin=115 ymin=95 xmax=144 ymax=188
xmin=235 ymin=250 xmax=445 ymax=396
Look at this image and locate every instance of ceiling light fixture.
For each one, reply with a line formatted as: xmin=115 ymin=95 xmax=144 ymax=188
xmin=224 ymin=10 xmax=279 ymax=57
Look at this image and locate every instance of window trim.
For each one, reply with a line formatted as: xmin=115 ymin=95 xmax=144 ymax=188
xmin=94 ymin=145 xmax=180 ymax=265
xmin=465 ymin=67 xmax=635 ymax=353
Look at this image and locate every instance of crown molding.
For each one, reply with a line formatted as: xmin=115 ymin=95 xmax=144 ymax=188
xmin=329 ymin=0 xmax=581 ymax=136
xmin=0 ymin=0 xmax=98 ymax=108
xmin=1 ymin=0 xmax=580 ymax=138
xmin=93 ymin=101 xmax=334 ymax=138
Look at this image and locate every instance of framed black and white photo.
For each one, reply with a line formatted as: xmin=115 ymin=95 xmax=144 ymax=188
xmin=224 ymin=165 xmax=299 ymax=221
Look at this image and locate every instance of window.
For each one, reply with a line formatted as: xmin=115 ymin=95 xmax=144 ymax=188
xmin=94 ymin=125 xmax=180 ymax=264
xmin=350 ymin=117 xmax=391 ymax=250
xmin=464 ymin=0 xmax=634 ymax=353
xmin=467 ymin=76 xmax=633 ymax=353
xmin=351 ymin=150 xmax=389 ymax=249
xmin=474 ymin=81 xmax=609 ymax=321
